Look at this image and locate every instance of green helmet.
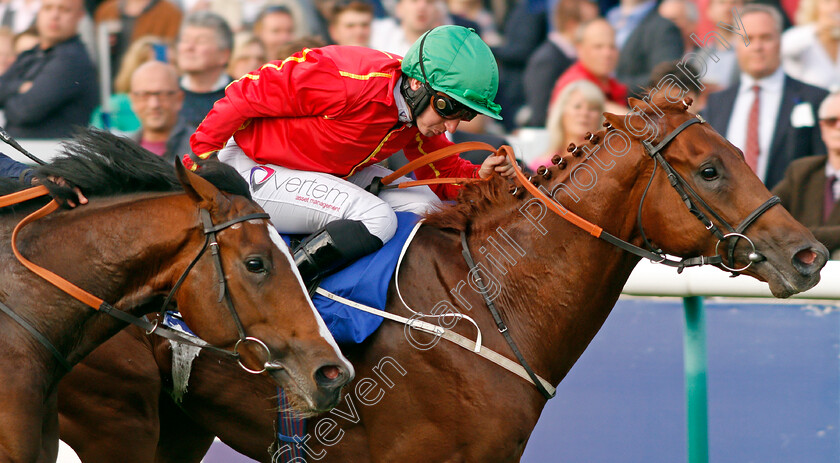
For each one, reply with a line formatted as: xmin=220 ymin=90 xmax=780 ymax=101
xmin=401 ymin=26 xmax=503 ymax=120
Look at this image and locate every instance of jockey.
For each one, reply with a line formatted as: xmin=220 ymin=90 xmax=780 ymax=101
xmin=186 ymin=25 xmax=515 ymax=289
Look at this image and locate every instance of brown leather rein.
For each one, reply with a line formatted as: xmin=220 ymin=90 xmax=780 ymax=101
xmin=0 ymin=186 xmax=278 ymax=374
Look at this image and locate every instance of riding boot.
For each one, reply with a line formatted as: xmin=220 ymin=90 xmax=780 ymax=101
xmin=293 ymin=219 xmax=383 ymax=295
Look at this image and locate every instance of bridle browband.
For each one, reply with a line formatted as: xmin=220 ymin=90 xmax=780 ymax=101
xmin=4 ymin=191 xmax=277 ymax=375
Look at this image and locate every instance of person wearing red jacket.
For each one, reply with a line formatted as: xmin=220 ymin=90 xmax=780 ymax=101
xmin=186 ymin=25 xmax=513 ymax=289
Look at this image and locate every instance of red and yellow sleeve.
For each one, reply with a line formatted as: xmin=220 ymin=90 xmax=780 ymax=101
xmin=403 ymin=133 xmax=481 ymax=200
xmin=189 ymin=48 xmax=347 ymax=161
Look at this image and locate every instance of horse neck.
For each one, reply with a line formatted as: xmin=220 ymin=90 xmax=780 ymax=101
xmin=13 ymin=193 xmax=198 ymax=366
xmin=465 ymin=144 xmax=652 ymax=390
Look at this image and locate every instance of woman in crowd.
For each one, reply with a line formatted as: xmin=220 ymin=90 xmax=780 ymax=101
xmin=782 ymin=0 xmax=840 ymax=90
xmin=528 ymin=80 xmax=604 ymax=170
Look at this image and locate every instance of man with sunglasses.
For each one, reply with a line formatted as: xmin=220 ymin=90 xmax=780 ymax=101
xmin=773 ymin=91 xmax=840 ymax=260
xmin=186 ymin=25 xmax=513 ymax=289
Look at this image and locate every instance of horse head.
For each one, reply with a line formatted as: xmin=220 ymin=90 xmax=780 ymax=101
xmin=597 ymin=93 xmax=827 ymax=296
xmin=166 ymin=160 xmax=354 ymax=413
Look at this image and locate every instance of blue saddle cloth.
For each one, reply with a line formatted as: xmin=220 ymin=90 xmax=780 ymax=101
xmin=281 ymin=212 xmax=420 ymax=344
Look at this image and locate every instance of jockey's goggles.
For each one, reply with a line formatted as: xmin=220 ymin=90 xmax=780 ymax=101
xmin=432 ymin=92 xmax=477 ymax=121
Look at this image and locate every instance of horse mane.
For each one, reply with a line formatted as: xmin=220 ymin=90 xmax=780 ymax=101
xmin=424 ymin=89 xmax=694 ymax=232
xmin=33 ymin=130 xmax=250 ymax=200
xmin=424 ymin=175 xmax=517 ymax=232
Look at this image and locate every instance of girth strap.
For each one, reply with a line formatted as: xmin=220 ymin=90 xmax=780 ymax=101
xmin=460 ymin=230 xmax=556 ymax=400
xmin=0 ymin=299 xmax=72 ymax=371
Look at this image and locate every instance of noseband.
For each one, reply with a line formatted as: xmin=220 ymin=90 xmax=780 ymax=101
xmin=637 ymin=116 xmax=780 ymax=274
xmin=7 ymin=195 xmax=276 ymax=375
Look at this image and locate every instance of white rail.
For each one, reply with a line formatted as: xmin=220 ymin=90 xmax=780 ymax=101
xmin=622 ymin=259 xmax=840 ymax=300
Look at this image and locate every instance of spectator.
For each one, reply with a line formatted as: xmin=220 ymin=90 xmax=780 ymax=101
xmin=0 ymin=0 xmax=41 ymax=34
xmin=128 ymin=60 xmax=189 ymax=162
xmin=90 ymin=36 xmax=172 ymax=132
xmin=491 ymin=0 xmax=548 ymax=128
xmin=274 ymin=35 xmax=325 ymax=62
xmin=550 ymin=19 xmax=627 ymax=112
xmin=657 ymin=0 xmax=698 ymax=55
xmin=370 ymin=0 xmax=442 ymax=56
xmin=702 ymin=4 xmax=827 ymax=189
xmin=13 ymin=27 xmax=39 ymax=53
xmin=0 ymin=0 xmax=97 ymax=138
xmin=228 ymin=32 xmax=266 ymax=78
xmin=781 ymin=0 xmax=840 ymax=90
xmin=606 ymin=0 xmax=683 ymax=97
xmin=0 ymin=26 xmax=15 ymax=74
xmin=254 ymin=5 xmax=295 ymax=60
xmin=522 ymin=0 xmax=598 ymax=127
xmin=175 ymin=10 xmax=233 ymax=131
xmin=773 ymin=91 xmax=840 ymax=259
xmin=328 ymin=0 xmax=374 ymax=47
xmin=699 ymin=0 xmax=744 ymax=91
xmin=446 ymin=0 xmax=501 ymax=45
xmin=529 ymin=80 xmax=605 ymax=170
xmin=94 ymin=0 xmax=182 ymax=79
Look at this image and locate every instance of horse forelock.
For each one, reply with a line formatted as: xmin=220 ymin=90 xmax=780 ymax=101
xmin=633 ymin=87 xmax=693 ymax=116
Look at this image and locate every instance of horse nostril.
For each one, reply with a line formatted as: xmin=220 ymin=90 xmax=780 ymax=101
xmin=794 ymin=248 xmax=818 ymax=266
xmin=315 ymin=364 xmax=347 ymax=388
xmin=320 ymin=365 xmax=341 ymax=381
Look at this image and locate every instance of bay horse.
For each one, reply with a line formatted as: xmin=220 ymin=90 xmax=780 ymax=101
xmin=59 ymin=97 xmax=827 ymax=462
xmin=0 ymin=131 xmax=353 ymax=463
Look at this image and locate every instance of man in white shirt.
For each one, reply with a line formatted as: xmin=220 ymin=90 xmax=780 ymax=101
xmin=702 ymin=4 xmax=827 ymax=189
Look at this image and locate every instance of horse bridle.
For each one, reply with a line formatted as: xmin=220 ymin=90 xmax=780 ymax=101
xmin=634 ymin=116 xmax=780 ymax=274
xmin=136 ymin=208 xmax=276 ymax=374
xmin=7 ymin=194 xmax=278 ymax=375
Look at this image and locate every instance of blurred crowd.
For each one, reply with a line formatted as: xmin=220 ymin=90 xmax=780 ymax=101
xmin=0 ymin=0 xmax=837 ymax=256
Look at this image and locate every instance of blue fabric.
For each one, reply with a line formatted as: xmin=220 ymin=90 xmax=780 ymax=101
xmin=606 ymin=0 xmax=657 ymax=49
xmin=281 ymin=212 xmax=420 ymax=344
xmin=0 ymin=152 xmax=32 ymax=184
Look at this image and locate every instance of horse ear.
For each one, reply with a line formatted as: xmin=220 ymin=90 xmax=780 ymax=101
xmin=175 ymin=158 xmax=222 ymax=207
xmin=602 ymin=113 xmax=624 ymax=131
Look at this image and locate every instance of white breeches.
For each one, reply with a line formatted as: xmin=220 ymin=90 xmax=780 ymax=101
xmin=218 ymin=140 xmax=441 ymax=243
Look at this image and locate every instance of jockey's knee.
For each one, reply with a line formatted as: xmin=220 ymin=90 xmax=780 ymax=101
xmin=358 ymin=202 xmax=397 ymax=244
xmin=381 ymin=185 xmax=442 ymax=215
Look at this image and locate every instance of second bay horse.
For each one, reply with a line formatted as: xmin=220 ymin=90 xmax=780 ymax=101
xmin=0 ymin=131 xmax=352 ymax=462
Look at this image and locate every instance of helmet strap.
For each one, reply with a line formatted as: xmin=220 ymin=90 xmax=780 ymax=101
xmin=400 ymin=77 xmax=432 ymax=121
xmin=400 ymin=29 xmax=436 ymax=121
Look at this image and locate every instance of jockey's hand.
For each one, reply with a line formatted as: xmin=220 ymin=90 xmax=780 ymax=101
xmin=33 ymin=176 xmax=88 ymax=208
xmin=478 ymin=152 xmax=515 ymax=179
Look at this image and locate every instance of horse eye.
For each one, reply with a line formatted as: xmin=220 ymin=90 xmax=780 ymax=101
xmin=700 ymin=167 xmax=718 ymax=180
xmin=244 ymin=257 xmax=266 ymax=273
